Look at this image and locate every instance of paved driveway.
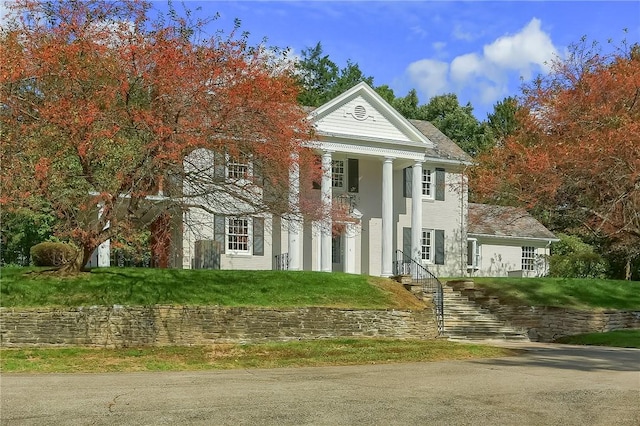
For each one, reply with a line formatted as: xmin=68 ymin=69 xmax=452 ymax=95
xmin=1 ymin=343 xmax=639 ymax=425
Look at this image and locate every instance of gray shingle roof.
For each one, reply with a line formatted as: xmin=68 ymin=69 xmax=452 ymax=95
xmin=408 ymin=119 xmax=472 ymax=163
xmin=468 ymin=203 xmax=558 ymax=240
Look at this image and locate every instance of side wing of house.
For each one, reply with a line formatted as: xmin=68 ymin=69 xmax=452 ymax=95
xmin=181 ymin=148 xmax=275 ymax=271
xmin=467 ymin=203 xmax=558 ymax=277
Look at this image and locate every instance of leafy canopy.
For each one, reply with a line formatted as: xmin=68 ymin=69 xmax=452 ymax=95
xmin=0 ymin=0 xmax=314 ymax=271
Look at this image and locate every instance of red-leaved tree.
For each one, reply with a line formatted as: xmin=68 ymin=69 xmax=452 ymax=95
xmin=472 ymin=37 xmax=640 ymax=279
xmin=1 ymin=0 xmax=319 ymax=271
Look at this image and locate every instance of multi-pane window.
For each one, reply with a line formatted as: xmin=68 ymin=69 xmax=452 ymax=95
xmin=467 ymin=239 xmax=479 ymax=268
xmin=228 ymin=217 xmax=249 ymax=252
xmin=422 ymin=169 xmax=433 ymax=197
xmin=332 ymin=160 xmax=344 ymax=188
xmin=522 ymin=246 xmax=535 ymax=271
xmin=227 ymin=154 xmax=249 ymax=179
xmin=421 ymin=229 xmax=433 ymax=262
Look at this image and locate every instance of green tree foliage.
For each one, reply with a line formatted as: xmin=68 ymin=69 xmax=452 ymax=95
xmin=296 ymin=42 xmax=373 ymax=106
xmin=486 ymin=96 xmax=519 ymax=146
xmin=0 ymin=207 xmax=56 ymax=266
xmin=548 ymin=234 xmax=608 ymax=278
xmin=420 ymin=94 xmax=494 ymax=156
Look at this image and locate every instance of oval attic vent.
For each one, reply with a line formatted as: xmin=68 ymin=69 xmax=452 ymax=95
xmin=353 ymin=104 xmax=367 ymax=120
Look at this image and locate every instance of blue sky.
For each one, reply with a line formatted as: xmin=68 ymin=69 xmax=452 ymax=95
xmin=152 ymin=1 xmax=639 ymax=119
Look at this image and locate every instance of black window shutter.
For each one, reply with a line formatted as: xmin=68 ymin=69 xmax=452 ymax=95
xmin=402 ymin=227 xmax=411 ymax=257
xmin=347 ymin=158 xmax=359 ymax=193
xmin=312 ymin=155 xmax=321 ymax=189
xmin=213 ymin=152 xmax=226 ymax=179
xmin=435 ymin=229 xmax=445 ymax=265
xmin=253 ymin=217 xmax=264 ymax=256
xmin=214 ymin=214 xmax=226 ymax=254
xmin=435 ymin=168 xmax=445 ymax=201
xmin=403 ymin=167 xmax=412 ymax=198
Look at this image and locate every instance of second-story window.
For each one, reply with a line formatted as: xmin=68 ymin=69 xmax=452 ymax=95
xmin=422 ymin=169 xmax=433 ymax=198
xmin=332 ymin=160 xmax=344 ymax=188
xmin=227 ymin=153 xmax=250 ymax=180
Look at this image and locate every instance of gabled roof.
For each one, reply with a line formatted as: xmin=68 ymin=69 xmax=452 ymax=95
xmin=304 ymin=83 xmax=472 ymax=164
xmin=308 ymin=82 xmax=433 ymax=146
xmin=468 ymin=203 xmax=558 ymax=241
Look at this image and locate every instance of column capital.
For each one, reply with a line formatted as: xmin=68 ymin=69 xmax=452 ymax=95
xmin=383 ymin=156 xmax=395 ymax=163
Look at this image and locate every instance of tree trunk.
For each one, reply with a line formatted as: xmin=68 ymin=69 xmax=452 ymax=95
xmin=150 ymin=213 xmax=172 ymax=268
xmin=625 ymin=258 xmax=632 ymax=281
xmin=58 ymin=245 xmax=94 ymax=273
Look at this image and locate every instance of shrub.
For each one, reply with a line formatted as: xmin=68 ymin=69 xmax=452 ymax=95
xmin=548 ymin=234 xmax=607 ymax=278
xmin=30 ymin=242 xmax=78 ymax=267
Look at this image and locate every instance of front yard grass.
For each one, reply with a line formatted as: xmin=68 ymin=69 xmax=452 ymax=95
xmin=553 ymin=330 xmax=640 ymax=348
xmin=0 ymin=267 xmax=423 ymax=309
xmin=464 ymin=277 xmax=640 ymax=311
xmin=0 ymin=339 xmax=517 ymax=373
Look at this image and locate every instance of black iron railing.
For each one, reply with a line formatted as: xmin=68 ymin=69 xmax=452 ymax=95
xmin=393 ymin=250 xmax=444 ymax=334
xmin=274 ymin=252 xmax=289 ymax=270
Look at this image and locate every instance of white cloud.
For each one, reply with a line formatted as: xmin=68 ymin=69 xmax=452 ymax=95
xmin=452 ymin=23 xmax=475 ymax=41
xmin=450 ymin=53 xmax=482 ymax=83
xmin=483 ymin=18 xmax=558 ymax=75
xmin=432 ymin=41 xmax=447 ymax=52
xmin=406 ymin=59 xmax=449 ymax=100
xmin=404 ymin=18 xmax=560 ymax=115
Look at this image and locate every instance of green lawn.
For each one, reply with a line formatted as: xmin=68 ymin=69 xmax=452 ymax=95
xmin=463 ymin=277 xmax=640 ymax=311
xmin=0 ymin=339 xmax=517 ymax=373
xmin=0 ymin=267 xmax=419 ymax=309
xmin=554 ymin=330 xmax=640 ymax=348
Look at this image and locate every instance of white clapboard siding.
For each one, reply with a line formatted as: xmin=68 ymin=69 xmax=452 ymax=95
xmin=315 ymin=96 xmax=416 ymax=143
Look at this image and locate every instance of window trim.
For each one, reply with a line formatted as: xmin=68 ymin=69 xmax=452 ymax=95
xmin=421 ymin=228 xmax=433 ymax=263
xmin=522 ymin=246 xmax=535 ymax=271
xmin=332 ymin=159 xmax=345 ymax=189
xmin=226 ymin=153 xmax=252 ymax=181
xmin=467 ymin=238 xmax=479 ymax=269
xmin=226 ymin=216 xmax=251 ymax=254
xmin=421 ymin=168 xmax=434 ymax=199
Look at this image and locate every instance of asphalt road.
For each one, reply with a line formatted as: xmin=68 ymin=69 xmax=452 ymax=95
xmin=1 ymin=342 xmax=639 ymax=425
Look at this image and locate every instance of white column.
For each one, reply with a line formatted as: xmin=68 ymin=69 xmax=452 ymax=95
xmin=381 ymin=157 xmax=394 ymax=277
xmin=320 ymin=151 xmax=333 ymax=272
xmin=344 ymin=222 xmax=357 ymax=274
xmin=288 ymin=153 xmax=302 ymax=271
xmin=411 ymin=161 xmax=423 ymax=267
xmin=97 ymin=204 xmax=110 ymax=267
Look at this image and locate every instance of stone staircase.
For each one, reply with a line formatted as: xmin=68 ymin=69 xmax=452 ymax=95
xmin=442 ymin=285 xmax=530 ymax=341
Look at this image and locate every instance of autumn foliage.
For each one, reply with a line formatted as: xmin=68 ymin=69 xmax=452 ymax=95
xmin=0 ymin=0 xmax=315 ymax=271
xmin=473 ymin=38 xmax=640 ymax=278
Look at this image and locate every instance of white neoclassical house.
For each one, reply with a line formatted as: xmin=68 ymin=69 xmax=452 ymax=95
xmin=177 ymin=82 xmax=557 ymax=278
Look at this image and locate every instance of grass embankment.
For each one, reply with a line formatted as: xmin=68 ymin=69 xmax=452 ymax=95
xmin=554 ymin=330 xmax=640 ymax=348
xmin=0 ymin=339 xmax=517 ymax=373
xmin=0 ymin=267 xmax=423 ymax=309
xmin=465 ymin=277 xmax=640 ymax=311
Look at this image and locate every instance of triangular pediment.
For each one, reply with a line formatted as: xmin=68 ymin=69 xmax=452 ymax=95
xmin=309 ymin=82 xmax=433 ymax=148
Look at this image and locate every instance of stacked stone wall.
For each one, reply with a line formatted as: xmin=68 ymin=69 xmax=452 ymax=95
xmin=0 ymin=306 xmax=438 ymax=348
xmin=446 ymin=280 xmax=640 ymax=342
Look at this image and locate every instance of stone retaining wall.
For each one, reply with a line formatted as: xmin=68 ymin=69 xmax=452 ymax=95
xmin=447 ymin=280 xmax=640 ymax=342
xmin=0 ymin=306 xmax=438 ymax=348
